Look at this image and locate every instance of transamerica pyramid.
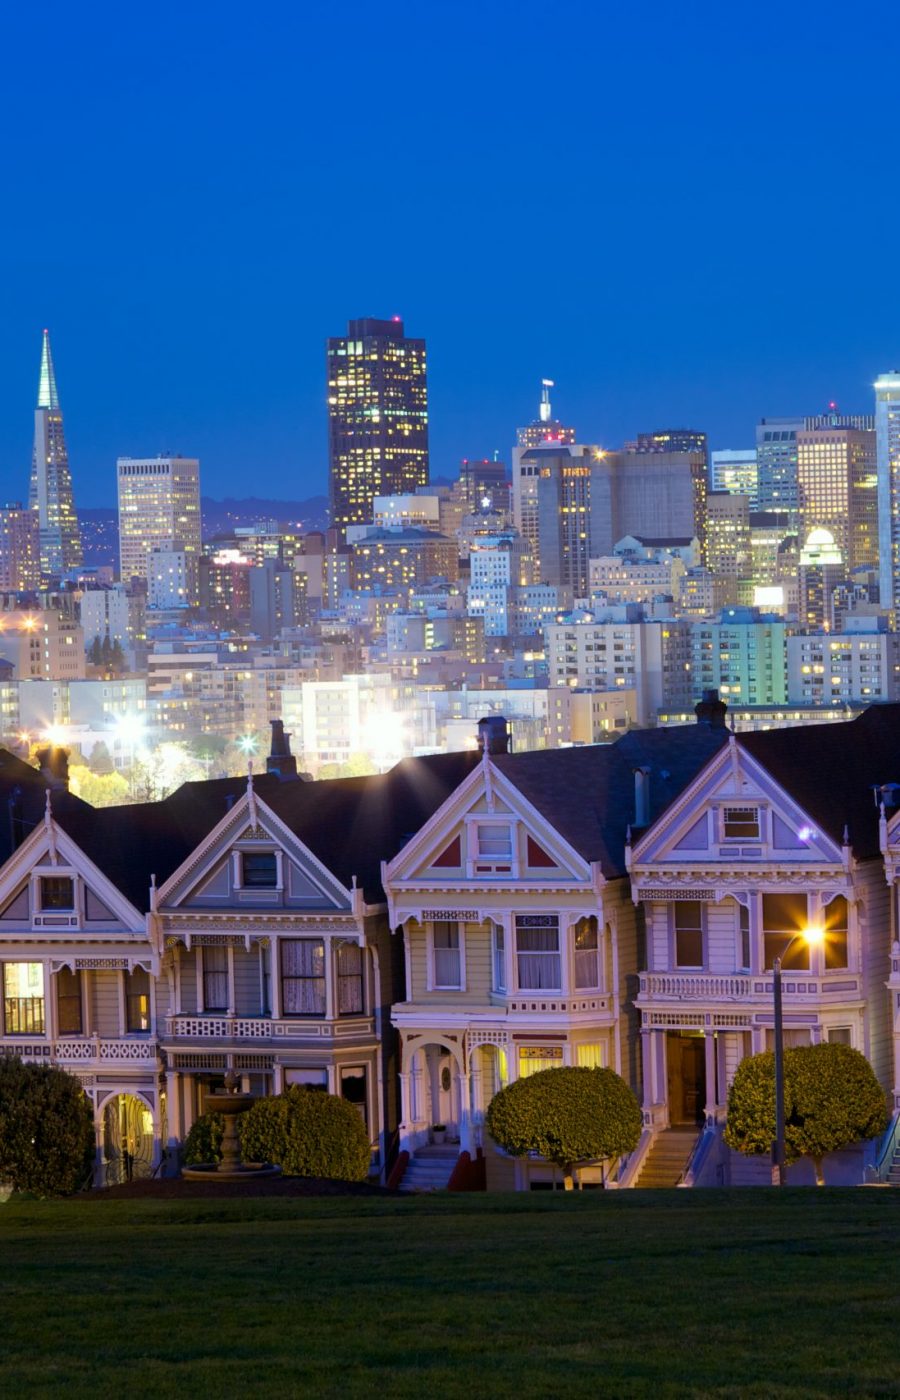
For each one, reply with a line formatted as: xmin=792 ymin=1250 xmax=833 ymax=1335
xmin=28 ymin=329 xmax=82 ymax=580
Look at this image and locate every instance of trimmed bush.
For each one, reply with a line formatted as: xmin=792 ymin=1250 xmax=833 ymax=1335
xmin=182 ymin=1110 xmax=226 ymax=1165
xmin=485 ymin=1065 xmax=642 ymax=1188
xmin=0 ymin=1054 xmax=94 ymax=1196
xmin=725 ymin=1042 xmax=888 ymax=1184
xmin=241 ymin=1088 xmax=371 ymax=1181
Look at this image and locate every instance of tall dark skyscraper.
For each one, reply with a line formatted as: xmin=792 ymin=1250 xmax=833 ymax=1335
xmin=28 ymin=330 xmax=82 ymax=580
xmin=327 ymin=317 xmax=429 ymax=538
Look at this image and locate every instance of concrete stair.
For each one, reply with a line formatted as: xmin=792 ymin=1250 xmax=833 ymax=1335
xmin=886 ymin=1150 xmax=900 ymax=1187
xmin=634 ymin=1127 xmax=698 ymax=1188
xmin=399 ymin=1144 xmax=459 ymax=1192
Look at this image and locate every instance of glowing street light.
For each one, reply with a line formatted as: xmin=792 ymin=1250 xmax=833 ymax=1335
xmin=773 ymin=923 xmax=824 ymax=1186
xmin=237 ymin=734 xmax=258 ymax=756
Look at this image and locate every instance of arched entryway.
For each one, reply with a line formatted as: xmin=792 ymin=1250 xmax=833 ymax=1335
xmin=102 ymin=1093 xmax=155 ymax=1185
xmin=399 ymin=1036 xmax=468 ymax=1151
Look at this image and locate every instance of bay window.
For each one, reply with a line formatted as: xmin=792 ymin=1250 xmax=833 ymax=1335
xmin=336 ymin=941 xmax=365 ymax=1015
xmin=515 ymin=915 xmax=561 ymax=990
xmin=674 ymin=902 xmax=704 ymax=968
xmin=574 ymin=917 xmax=600 ymax=990
xmin=763 ymin=892 xmax=809 ymax=970
xmin=126 ymin=967 xmax=151 ymax=1032
xmin=4 ymin=962 xmax=44 ymax=1034
xmin=281 ymin=939 xmax=326 ymax=1016
xmin=432 ymin=922 xmax=462 ymax=989
xmin=823 ymin=895 xmax=849 ymax=970
xmin=56 ymin=967 xmax=82 ymax=1035
xmin=201 ymin=946 xmax=229 ymax=1011
xmin=518 ymin=1045 xmax=563 ymax=1078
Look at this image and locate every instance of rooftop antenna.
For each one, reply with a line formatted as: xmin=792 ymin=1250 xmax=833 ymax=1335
xmin=540 ymin=378 xmax=554 ymax=424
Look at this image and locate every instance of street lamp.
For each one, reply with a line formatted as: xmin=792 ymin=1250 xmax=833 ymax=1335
xmin=773 ymin=923 xmax=825 ymax=1186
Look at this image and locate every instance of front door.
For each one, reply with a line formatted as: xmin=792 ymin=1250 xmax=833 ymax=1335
xmin=666 ymin=1033 xmax=705 ymax=1125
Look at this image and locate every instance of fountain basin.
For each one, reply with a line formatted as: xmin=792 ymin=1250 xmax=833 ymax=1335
xmin=180 ymin=1075 xmax=281 ymax=1182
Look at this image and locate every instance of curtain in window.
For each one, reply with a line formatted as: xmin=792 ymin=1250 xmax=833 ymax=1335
xmin=281 ymin=939 xmax=326 ymax=1016
xmin=202 ymin=946 xmax=229 ymax=1011
xmin=126 ymin=967 xmax=150 ymax=1032
xmin=516 ymin=920 xmax=561 ymax=990
xmin=576 ymin=1043 xmax=603 ymax=1069
xmin=433 ymin=922 xmax=461 ymax=988
xmin=518 ymin=1046 xmax=563 ymax=1078
xmin=336 ymin=941 xmax=364 ymax=1014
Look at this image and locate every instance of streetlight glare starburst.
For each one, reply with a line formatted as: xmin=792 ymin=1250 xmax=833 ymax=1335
xmin=238 ymin=734 xmax=259 ymax=756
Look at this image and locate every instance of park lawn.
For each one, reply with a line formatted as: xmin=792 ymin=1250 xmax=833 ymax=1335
xmin=2 ymin=1189 xmax=899 ymax=1398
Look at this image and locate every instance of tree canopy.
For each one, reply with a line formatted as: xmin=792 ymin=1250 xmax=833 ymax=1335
xmin=485 ymin=1065 xmax=642 ymax=1188
xmin=0 ymin=1055 xmax=95 ymax=1196
xmin=724 ymin=1042 xmax=888 ymax=1184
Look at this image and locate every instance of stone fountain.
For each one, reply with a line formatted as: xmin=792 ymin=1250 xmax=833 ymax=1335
xmin=182 ymin=1070 xmax=281 ymax=1181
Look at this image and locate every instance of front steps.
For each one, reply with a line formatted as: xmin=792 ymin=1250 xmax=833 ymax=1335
xmin=399 ymin=1144 xmax=458 ymax=1192
xmin=634 ymin=1127 xmax=698 ymax=1188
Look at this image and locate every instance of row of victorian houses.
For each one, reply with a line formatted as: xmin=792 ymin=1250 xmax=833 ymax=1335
xmin=3 ymin=696 xmax=900 ymax=1190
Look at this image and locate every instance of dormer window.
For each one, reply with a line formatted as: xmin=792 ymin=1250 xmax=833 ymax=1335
xmin=722 ymin=807 xmax=761 ymax=841
xmin=241 ymin=852 xmax=277 ymax=888
xmin=40 ymin=876 xmax=74 ymax=910
xmin=472 ymin=823 xmax=514 ymax=874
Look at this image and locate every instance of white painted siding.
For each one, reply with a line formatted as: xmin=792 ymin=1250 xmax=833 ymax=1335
xmin=707 ymin=897 xmax=740 ymax=974
xmin=90 ymin=971 xmax=121 ymax=1036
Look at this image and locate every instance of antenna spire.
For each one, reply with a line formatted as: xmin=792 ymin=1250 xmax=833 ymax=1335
xmin=540 ymin=377 xmax=554 ymax=424
xmin=37 ymin=329 xmax=60 ymax=411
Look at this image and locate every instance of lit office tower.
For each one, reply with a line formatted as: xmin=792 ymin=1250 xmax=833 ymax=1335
xmin=0 ymin=503 xmax=41 ymax=591
xmin=710 ymin=449 xmax=758 ymax=506
xmin=534 ymin=446 xmax=612 ymax=595
xmin=327 ymin=317 xmax=429 ymax=539
xmin=876 ymin=371 xmax=900 ymax=614
xmin=117 ymin=457 xmax=202 ymax=598
xmin=706 ymin=492 xmax=752 ymax=600
xmin=755 ymin=417 xmax=804 ymax=521
xmin=635 ymin=428 xmax=708 ymax=468
xmin=513 ymin=381 xmax=577 ymax=552
xmin=28 ymin=330 xmax=82 ymax=580
xmin=797 ymin=420 xmax=877 ymax=573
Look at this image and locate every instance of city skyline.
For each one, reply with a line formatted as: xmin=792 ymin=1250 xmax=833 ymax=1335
xmin=1 ymin=5 xmax=899 ymax=504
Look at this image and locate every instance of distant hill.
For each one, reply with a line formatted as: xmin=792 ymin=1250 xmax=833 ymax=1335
xmin=77 ymin=497 xmax=331 ymax=570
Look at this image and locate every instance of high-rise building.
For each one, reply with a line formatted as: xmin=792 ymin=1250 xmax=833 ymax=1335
xmin=799 ymin=527 xmax=845 ymax=629
xmin=617 ymin=449 xmax=708 ymax=563
xmin=28 ymin=330 xmax=82 ymax=581
xmin=876 ymin=371 xmax=900 ymax=615
xmin=756 ymin=417 xmax=803 ymax=520
xmin=710 ymin=449 xmax=758 ymax=506
xmin=797 ymin=423 xmax=878 ymax=572
xmin=534 ymin=446 xmax=613 ymax=593
xmin=327 ymin=317 xmax=429 ymax=539
xmin=706 ymin=492 xmax=752 ymax=599
xmin=116 ymin=456 xmax=202 ymax=598
xmin=516 ymin=380 xmax=576 ymax=449
xmin=0 ymin=503 xmax=41 ymax=592
xmin=634 ymin=429 xmax=708 ymax=468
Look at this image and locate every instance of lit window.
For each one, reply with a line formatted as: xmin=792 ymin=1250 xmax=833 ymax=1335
xmin=722 ymin=807 xmax=760 ymax=840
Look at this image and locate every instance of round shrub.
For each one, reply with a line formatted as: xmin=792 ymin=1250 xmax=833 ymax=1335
xmin=485 ymin=1065 xmax=642 ymax=1188
xmin=182 ymin=1110 xmax=226 ymax=1165
xmin=0 ymin=1054 xmax=95 ymax=1196
xmin=241 ymin=1087 xmax=371 ymax=1180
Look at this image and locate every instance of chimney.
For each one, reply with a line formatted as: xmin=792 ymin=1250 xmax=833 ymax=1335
xmin=266 ymin=719 xmax=298 ymax=780
xmin=35 ymin=745 xmax=69 ymax=791
xmin=633 ymin=766 xmax=651 ymax=827
xmin=694 ymin=688 xmax=728 ymax=729
xmin=477 ymin=715 xmax=510 ymax=756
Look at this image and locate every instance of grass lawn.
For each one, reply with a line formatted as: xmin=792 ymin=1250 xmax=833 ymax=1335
xmin=2 ymin=1188 xmax=900 ymax=1398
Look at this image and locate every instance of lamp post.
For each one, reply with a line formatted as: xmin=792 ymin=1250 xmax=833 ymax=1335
xmin=773 ymin=957 xmax=786 ymax=1186
xmin=772 ymin=923 xmax=824 ymax=1187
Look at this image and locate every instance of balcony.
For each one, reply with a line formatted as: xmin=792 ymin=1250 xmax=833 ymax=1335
xmin=0 ymin=1035 xmax=157 ymax=1067
xmin=163 ymin=1013 xmax=375 ymax=1043
xmin=638 ymin=971 xmax=861 ymax=1004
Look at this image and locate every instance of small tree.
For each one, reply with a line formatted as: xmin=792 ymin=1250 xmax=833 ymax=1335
xmin=485 ymin=1065 xmax=642 ymax=1190
xmin=725 ymin=1043 xmax=888 ymax=1185
xmin=0 ymin=1055 xmax=95 ymax=1196
xmin=241 ymin=1087 xmax=371 ymax=1181
xmin=183 ymin=1111 xmax=226 ymax=1166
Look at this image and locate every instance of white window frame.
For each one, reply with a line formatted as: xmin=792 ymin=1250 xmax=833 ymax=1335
xmin=573 ymin=917 xmax=601 ymax=991
xmin=30 ymin=868 xmax=82 ymax=929
xmin=491 ymin=921 xmax=506 ymax=994
xmin=427 ymin=921 xmax=466 ymax=991
xmin=465 ymin=817 xmax=518 ymax=878
xmin=671 ymin=901 xmax=705 ymax=970
xmin=232 ymin=847 xmax=284 ymax=892
xmin=515 ymin=914 xmax=562 ymax=992
xmin=720 ymin=805 xmax=762 ymax=842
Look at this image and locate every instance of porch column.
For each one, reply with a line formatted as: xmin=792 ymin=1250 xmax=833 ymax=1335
xmin=750 ymin=1026 xmax=766 ymax=1055
xmin=398 ymin=1071 xmax=413 ymax=1152
xmin=469 ymin=1052 xmax=483 ymax=1124
xmin=270 ymin=937 xmax=282 ymax=1019
xmin=93 ymin=1114 xmax=104 ymax=1188
xmin=166 ymin=1069 xmax=182 ymax=1148
xmin=704 ymin=1031 xmax=717 ymax=1121
xmin=273 ymin=1061 xmax=285 ymax=1094
xmin=457 ymin=1072 xmax=472 ymax=1152
xmin=641 ymin=1027 xmax=654 ymax=1110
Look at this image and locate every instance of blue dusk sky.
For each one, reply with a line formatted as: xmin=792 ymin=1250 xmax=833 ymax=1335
xmin=0 ymin=1 xmax=896 ymax=505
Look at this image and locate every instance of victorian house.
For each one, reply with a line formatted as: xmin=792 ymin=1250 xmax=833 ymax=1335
xmin=628 ymin=699 xmax=897 ymax=1186
xmin=383 ymin=715 xmax=726 ymax=1188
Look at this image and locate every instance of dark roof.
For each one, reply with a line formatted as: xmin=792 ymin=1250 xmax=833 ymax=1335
xmin=493 ymin=725 xmax=729 ymax=878
xmin=738 ymin=704 xmax=900 ymax=859
xmin=0 ymin=749 xmax=92 ymax=866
